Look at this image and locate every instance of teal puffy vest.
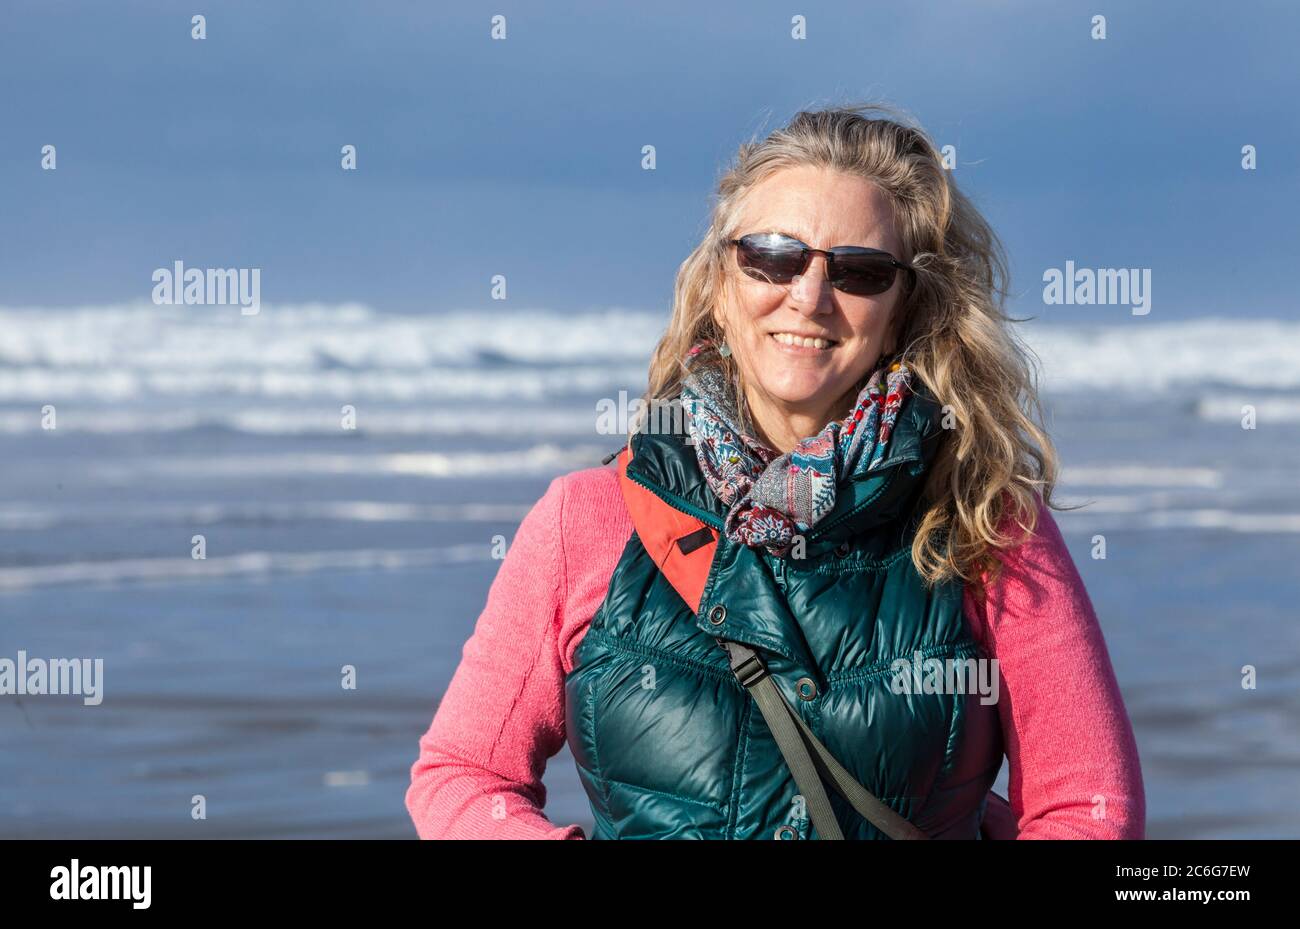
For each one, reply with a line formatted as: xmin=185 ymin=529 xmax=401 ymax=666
xmin=564 ymin=390 xmax=1003 ymax=839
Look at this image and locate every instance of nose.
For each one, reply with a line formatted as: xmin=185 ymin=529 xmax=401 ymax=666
xmin=788 ymin=254 xmax=834 ymax=316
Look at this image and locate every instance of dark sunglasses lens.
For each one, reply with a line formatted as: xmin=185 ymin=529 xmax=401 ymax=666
xmin=735 ymin=234 xmax=805 ymax=284
xmin=830 ymin=254 xmax=898 ymax=296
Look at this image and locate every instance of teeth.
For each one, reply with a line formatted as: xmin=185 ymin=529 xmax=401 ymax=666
xmin=772 ymin=332 xmax=833 ymax=349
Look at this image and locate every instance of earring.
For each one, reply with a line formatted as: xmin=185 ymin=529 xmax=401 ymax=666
xmin=718 ymin=342 xmax=732 ymax=358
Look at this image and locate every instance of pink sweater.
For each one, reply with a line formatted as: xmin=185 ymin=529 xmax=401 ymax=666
xmin=405 ymin=465 xmax=1145 ymax=839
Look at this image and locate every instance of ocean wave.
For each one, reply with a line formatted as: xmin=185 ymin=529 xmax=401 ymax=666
xmin=2 ymin=304 xmax=1298 ymax=396
xmin=80 ymin=442 xmax=612 ymax=481
xmin=1194 ymin=394 xmax=1300 ymax=423
xmin=0 ymin=362 xmax=646 ymax=404
xmin=0 ymin=544 xmax=491 ymax=592
xmin=1058 ymin=465 xmax=1224 ymax=488
xmin=1026 ymin=317 xmax=1300 ymax=392
xmin=0 ymin=501 xmax=532 ymax=531
xmin=0 ymin=406 xmax=607 ymax=436
xmin=0 ymin=302 xmax=660 ymax=370
xmin=1055 ymin=505 xmax=1300 ymax=535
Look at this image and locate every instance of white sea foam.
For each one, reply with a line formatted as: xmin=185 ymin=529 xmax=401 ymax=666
xmin=82 ymin=443 xmax=610 ymax=482
xmin=0 ymin=301 xmax=658 ymax=368
xmin=0 ymin=544 xmax=491 ymax=591
xmin=0 ymin=362 xmax=643 ymax=404
xmin=1059 ymin=465 xmax=1224 ymax=488
xmin=1025 ymin=317 xmax=1300 ymax=392
xmin=2 ymin=303 xmax=1298 ymax=435
xmin=1194 ymin=394 xmax=1300 ymax=423
xmin=0 ymin=406 xmax=603 ymax=436
xmin=1055 ymin=505 xmax=1300 ymax=535
xmin=2 ymin=304 xmax=1298 ymax=388
xmin=0 ymin=501 xmax=531 ymax=531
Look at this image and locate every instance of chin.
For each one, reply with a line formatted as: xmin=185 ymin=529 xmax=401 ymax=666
xmin=758 ymin=374 xmax=845 ymax=408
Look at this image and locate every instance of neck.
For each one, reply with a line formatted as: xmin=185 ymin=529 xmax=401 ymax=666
xmin=746 ymin=386 xmax=857 ymax=455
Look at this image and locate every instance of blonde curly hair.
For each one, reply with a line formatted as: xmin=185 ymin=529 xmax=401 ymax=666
xmin=635 ymin=101 xmax=1058 ymax=591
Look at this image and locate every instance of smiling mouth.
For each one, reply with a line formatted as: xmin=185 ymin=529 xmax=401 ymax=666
xmin=770 ymin=331 xmax=838 ymax=350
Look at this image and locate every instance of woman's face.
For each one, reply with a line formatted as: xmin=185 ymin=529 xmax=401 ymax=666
xmin=717 ymin=164 xmax=907 ymax=429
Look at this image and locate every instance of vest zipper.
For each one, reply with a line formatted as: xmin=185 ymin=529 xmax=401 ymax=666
xmin=771 ymin=553 xmax=787 ymax=592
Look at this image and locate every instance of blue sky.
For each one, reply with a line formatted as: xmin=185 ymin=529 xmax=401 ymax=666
xmin=2 ymin=0 xmax=1297 ymax=321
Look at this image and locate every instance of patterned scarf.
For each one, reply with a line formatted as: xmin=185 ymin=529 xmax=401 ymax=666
xmin=678 ymin=340 xmax=913 ymax=555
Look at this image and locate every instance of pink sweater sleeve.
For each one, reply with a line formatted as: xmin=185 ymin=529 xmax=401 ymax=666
xmin=405 ymin=468 xmax=629 ymax=839
xmin=963 ymin=496 xmax=1146 ymax=839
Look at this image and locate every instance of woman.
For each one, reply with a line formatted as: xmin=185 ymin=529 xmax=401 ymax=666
xmin=405 ymin=104 xmax=1145 ymax=840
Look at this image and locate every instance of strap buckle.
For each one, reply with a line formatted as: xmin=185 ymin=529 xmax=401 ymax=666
xmin=720 ymin=641 xmax=770 ymax=688
xmin=734 ymin=654 xmax=769 ymax=688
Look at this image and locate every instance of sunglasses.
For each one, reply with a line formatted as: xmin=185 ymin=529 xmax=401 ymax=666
xmin=726 ymin=232 xmax=914 ymax=297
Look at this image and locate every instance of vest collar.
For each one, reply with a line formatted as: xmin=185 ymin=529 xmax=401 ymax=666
xmin=623 ymin=385 xmax=946 ymax=544
xmin=619 ymin=387 xmax=946 ymax=667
